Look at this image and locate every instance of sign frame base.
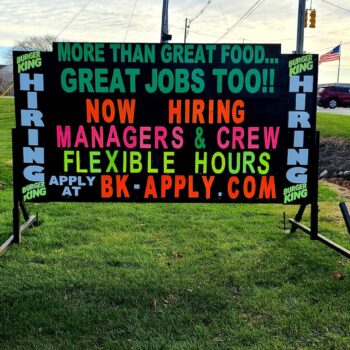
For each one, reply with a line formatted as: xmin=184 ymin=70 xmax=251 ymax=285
xmin=0 ymin=202 xmax=38 ymax=255
xmin=289 ymin=203 xmax=350 ymax=259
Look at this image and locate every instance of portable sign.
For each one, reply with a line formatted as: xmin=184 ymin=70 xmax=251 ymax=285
xmin=13 ymin=43 xmax=318 ymax=204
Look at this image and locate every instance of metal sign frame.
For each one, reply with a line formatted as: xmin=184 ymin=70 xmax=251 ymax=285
xmin=1 ymin=43 xmax=349 ymax=258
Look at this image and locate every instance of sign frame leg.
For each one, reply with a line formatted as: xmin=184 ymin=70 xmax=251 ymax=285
xmin=310 ymin=131 xmax=320 ymax=240
xmin=289 ymin=132 xmax=350 ymax=258
xmin=10 ymin=129 xmax=38 ymax=246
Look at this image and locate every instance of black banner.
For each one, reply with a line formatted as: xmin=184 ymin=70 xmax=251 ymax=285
xmin=13 ymin=43 xmax=318 ymax=203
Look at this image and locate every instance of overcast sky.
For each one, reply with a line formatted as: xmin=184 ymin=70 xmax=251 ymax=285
xmin=1 ymin=0 xmax=349 ymax=83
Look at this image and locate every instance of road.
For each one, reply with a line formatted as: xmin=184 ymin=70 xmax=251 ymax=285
xmin=317 ymin=106 xmax=350 ymax=115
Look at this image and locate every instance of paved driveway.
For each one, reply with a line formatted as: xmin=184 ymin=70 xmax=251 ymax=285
xmin=317 ymin=106 xmax=350 ymax=115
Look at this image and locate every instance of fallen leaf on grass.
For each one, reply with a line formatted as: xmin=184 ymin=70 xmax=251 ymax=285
xmin=337 ymin=259 xmax=348 ymax=266
xmin=172 ymin=252 xmax=184 ymax=259
xmin=213 ymin=334 xmax=224 ymax=343
xmin=333 ymin=270 xmax=345 ymax=280
xmin=149 ymin=298 xmax=157 ymax=309
xmin=163 ymin=293 xmax=176 ymax=304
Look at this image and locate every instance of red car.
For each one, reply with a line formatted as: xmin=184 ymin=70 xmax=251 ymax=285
xmin=317 ymin=85 xmax=350 ymax=109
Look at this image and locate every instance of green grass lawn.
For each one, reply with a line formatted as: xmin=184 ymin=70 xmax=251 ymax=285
xmin=317 ymin=112 xmax=350 ymax=139
xmin=1 ymin=97 xmax=350 ymax=350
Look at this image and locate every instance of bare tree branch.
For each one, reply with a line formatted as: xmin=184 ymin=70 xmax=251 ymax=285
xmin=3 ymin=34 xmax=56 ymax=64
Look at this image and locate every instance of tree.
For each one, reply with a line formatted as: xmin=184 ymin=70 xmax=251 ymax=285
xmin=12 ymin=34 xmax=55 ymax=51
xmin=0 ymin=65 xmax=14 ymax=95
xmin=3 ymin=34 xmax=55 ymax=64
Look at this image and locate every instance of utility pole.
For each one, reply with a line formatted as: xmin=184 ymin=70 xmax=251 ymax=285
xmin=184 ymin=17 xmax=189 ymax=43
xmin=296 ymin=0 xmax=306 ymax=54
xmin=160 ymin=0 xmax=172 ymax=43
